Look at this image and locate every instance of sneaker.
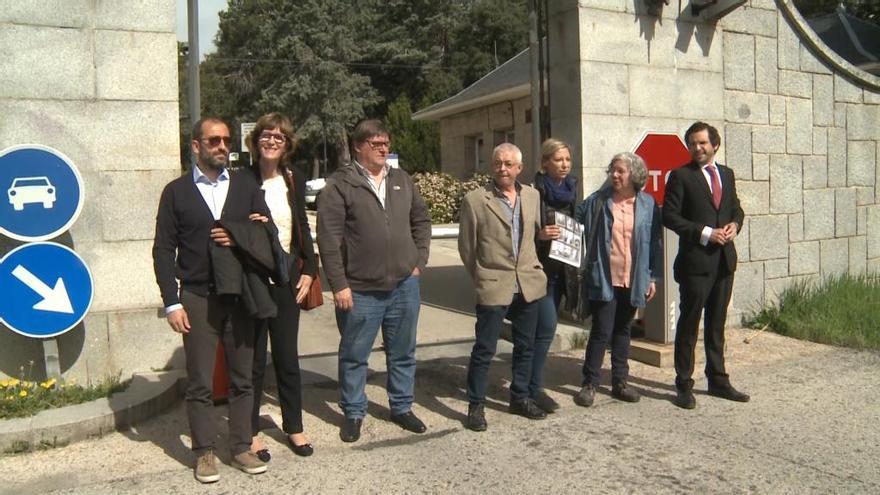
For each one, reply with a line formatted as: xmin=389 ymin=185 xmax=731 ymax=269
xmin=532 ymin=389 xmax=560 ymax=413
xmin=611 ymin=382 xmax=641 ymax=402
xmin=194 ymin=451 xmax=220 ymax=484
xmin=574 ymin=384 xmax=596 ymax=407
xmin=466 ymin=403 xmax=487 ymax=432
xmin=508 ymin=398 xmax=547 ymax=419
xmin=231 ymin=451 xmax=267 ymax=475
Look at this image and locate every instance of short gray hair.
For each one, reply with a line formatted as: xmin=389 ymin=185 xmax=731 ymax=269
xmin=493 ymin=142 xmax=522 ymax=164
xmin=606 ymin=152 xmax=648 ymax=190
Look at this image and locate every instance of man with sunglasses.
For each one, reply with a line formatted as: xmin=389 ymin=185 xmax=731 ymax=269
xmin=153 ymin=117 xmax=270 ymax=483
xmin=317 ymin=119 xmax=431 ymax=443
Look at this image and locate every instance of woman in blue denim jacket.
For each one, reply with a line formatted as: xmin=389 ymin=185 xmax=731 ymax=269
xmin=573 ymin=152 xmax=661 ymax=407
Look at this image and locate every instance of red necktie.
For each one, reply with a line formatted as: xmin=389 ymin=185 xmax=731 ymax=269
xmin=706 ymin=165 xmax=721 ymax=209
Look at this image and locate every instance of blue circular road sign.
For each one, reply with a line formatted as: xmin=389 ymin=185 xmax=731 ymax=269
xmin=0 ymin=145 xmax=85 ymax=242
xmin=0 ymin=242 xmax=94 ymax=339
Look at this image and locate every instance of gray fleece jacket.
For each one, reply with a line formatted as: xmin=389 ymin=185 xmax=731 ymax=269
xmin=317 ymin=164 xmax=431 ymax=292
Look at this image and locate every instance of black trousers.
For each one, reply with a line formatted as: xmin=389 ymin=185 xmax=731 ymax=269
xmin=252 ymin=284 xmax=304 ymax=435
xmin=180 ymin=290 xmax=255 ymax=456
xmin=582 ymin=287 xmax=637 ymax=387
xmin=674 ymin=268 xmax=734 ymax=391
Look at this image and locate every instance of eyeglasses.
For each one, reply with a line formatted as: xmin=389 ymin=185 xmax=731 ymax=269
xmin=492 ymin=160 xmax=519 ymax=170
xmin=365 ymin=140 xmax=391 ymax=151
xmin=259 ymin=133 xmax=287 ymax=144
xmin=201 ymin=136 xmax=231 ymax=148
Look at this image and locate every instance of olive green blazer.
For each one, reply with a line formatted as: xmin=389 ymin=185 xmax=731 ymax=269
xmin=458 ymin=183 xmax=547 ymax=306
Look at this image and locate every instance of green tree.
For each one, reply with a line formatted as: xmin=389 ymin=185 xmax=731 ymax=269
xmin=385 ymin=94 xmax=440 ymax=173
xmin=207 ymin=0 xmax=380 ymax=170
xmin=182 ymin=0 xmax=530 ymax=174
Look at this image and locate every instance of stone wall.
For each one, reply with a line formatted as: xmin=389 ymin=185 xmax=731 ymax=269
xmin=549 ymin=0 xmax=879 ymax=319
xmin=0 ymin=1 xmax=182 ymax=382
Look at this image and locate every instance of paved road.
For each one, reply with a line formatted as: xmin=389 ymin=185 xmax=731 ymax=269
xmin=2 ymin=329 xmax=878 ymax=494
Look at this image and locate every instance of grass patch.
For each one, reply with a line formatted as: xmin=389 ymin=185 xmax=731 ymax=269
xmin=744 ymin=273 xmax=880 ymax=350
xmin=0 ymin=373 xmax=128 ymax=420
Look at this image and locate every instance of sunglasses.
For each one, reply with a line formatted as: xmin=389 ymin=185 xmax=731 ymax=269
xmin=200 ymin=136 xmax=232 ymax=147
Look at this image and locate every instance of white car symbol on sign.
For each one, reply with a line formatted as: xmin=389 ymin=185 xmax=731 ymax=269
xmin=8 ymin=176 xmax=56 ymax=211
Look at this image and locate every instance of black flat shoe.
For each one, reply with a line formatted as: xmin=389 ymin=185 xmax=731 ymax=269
xmin=254 ymin=449 xmax=271 ymax=463
xmin=287 ymin=436 xmax=314 ymax=457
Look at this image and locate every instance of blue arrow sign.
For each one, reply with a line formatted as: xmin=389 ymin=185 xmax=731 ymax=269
xmin=0 ymin=145 xmax=85 ymax=242
xmin=0 ymin=242 xmax=93 ymax=338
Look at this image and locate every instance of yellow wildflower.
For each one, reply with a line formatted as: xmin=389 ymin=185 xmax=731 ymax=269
xmin=7 ymin=378 xmax=20 ymax=387
xmin=40 ymin=378 xmax=57 ymax=389
xmin=5 ymin=395 xmax=13 ymax=400
xmin=19 ymin=389 xmax=28 ymax=397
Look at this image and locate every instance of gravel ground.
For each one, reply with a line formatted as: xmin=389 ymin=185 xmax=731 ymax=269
xmin=1 ymin=328 xmax=878 ymax=494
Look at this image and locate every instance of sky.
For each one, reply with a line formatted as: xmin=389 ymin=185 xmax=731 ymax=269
xmin=175 ymin=0 xmax=228 ymax=59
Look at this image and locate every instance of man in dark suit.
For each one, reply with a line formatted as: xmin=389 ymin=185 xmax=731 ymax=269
xmin=663 ymin=121 xmax=749 ymax=410
xmin=153 ymin=117 xmax=270 ymax=482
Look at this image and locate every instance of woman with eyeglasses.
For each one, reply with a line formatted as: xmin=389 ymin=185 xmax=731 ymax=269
xmin=245 ymin=112 xmax=317 ymax=460
xmin=573 ymin=152 xmax=661 ymax=408
xmin=531 ymin=138 xmax=580 ymax=413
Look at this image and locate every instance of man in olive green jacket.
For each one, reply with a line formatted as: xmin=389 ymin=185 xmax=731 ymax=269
xmin=458 ymin=143 xmax=547 ymax=432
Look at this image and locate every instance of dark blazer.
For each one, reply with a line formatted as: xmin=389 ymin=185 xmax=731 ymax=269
xmin=662 ymin=161 xmax=744 ymax=278
xmin=211 ymin=219 xmax=279 ymax=319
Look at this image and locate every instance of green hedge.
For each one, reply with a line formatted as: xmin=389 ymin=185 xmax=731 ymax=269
xmin=412 ymin=172 xmax=491 ymax=224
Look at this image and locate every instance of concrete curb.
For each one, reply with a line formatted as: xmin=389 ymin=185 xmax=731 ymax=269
xmin=0 ymin=370 xmax=184 ymax=454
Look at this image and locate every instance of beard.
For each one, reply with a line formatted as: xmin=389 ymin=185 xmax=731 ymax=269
xmin=199 ymin=148 xmax=228 ymax=171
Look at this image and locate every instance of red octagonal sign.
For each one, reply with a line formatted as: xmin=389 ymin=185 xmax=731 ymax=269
xmin=633 ymin=132 xmax=691 ymax=207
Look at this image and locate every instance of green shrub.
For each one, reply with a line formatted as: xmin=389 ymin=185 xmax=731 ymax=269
xmin=744 ymin=273 xmax=880 ymax=350
xmin=412 ymin=172 xmax=490 ymax=224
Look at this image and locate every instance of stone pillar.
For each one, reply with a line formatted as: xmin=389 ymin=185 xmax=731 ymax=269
xmin=0 ymin=2 xmax=182 ymax=382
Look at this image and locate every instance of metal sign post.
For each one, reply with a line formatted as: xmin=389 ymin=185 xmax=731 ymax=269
xmin=633 ymin=133 xmax=691 ymax=344
xmin=0 ymin=145 xmax=92 ymax=380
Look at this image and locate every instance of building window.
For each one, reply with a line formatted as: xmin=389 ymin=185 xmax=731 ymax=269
xmin=465 ymin=135 xmax=484 ymax=174
xmin=493 ymin=129 xmax=515 ymax=147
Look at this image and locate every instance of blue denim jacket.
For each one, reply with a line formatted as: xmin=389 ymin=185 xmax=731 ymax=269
xmin=575 ymin=187 xmax=662 ymax=308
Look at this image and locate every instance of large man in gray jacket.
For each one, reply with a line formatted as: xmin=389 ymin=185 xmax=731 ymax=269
xmin=458 ymin=143 xmax=548 ymax=432
xmin=317 ymin=119 xmax=432 ymax=443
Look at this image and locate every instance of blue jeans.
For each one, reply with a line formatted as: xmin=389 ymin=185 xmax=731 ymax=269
xmin=531 ymin=272 xmax=564 ymax=395
xmin=336 ymin=275 xmax=421 ymax=419
xmin=467 ymin=294 xmax=539 ymax=404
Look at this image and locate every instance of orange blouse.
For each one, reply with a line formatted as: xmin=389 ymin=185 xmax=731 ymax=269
xmin=609 ymin=196 xmax=635 ymax=288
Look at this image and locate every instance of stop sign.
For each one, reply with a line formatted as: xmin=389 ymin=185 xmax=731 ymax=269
xmin=633 ymin=133 xmax=691 ymax=206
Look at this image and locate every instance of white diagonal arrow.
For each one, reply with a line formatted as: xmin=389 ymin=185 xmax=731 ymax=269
xmin=11 ymin=265 xmax=74 ymax=314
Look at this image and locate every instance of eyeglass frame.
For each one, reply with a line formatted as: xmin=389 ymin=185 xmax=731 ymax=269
xmin=364 ymin=139 xmax=391 ymax=151
xmin=258 ymin=132 xmax=288 ymax=144
xmin=491 ymin=159 xmax=520 ymax=170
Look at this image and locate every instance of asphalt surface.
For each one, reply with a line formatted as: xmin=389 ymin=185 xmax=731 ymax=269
xmin=1 ymin=329 xmax=878 ymax=494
